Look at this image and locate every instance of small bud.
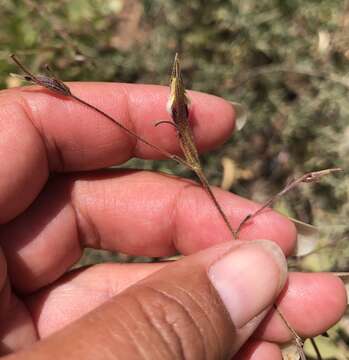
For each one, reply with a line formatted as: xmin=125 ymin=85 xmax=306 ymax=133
xmin=35 ymin=75 xmax=71 ymax=97
xmin=10 ymin=54 xmax=71 ymax=97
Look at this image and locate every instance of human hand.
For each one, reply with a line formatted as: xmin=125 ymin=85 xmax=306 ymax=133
xmin=0 ymin=84 xmax=346 ymax=359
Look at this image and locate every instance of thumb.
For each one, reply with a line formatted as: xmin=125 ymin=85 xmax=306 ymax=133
xmin=10 ymin=240 xmax=287 ymax=360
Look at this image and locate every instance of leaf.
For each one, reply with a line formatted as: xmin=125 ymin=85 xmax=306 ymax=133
xmin=289 ymin=217 xmax=319 ymax=236
xmin=220 ymin=157 xmax=237 ymax=190
xmin=229 ymin=101 xmax=248 ymax=131
xmin=285 ymin=217 xmax=319 ymax=257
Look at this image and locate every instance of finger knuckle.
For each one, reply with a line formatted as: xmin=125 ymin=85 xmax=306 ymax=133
xmin=130 ymin=284 xmax=210 ymax=359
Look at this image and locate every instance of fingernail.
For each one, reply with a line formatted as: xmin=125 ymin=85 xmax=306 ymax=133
xmin=208 ymin=240 xmax=287 ymax=329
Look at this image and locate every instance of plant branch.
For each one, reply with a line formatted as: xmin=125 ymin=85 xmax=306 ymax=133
xmin=10 ymin=54 xmax=190 ymax=168
xmin=166 ymin=53 xmax=236 ymax=239
xmin=69 ymin=94 xmax=189 ymax=167
xmin=310 ymin=337 xmax=323 ymax=360
xmin=274 ymin=305 xmax=307 ymax=360
xmin=194 ymin=168 xmax=236 ymax=239
xmin=235 ymin=168 xmax=342 ymax=238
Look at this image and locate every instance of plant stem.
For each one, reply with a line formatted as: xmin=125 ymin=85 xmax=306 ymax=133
xmin=235 ymin=168 xmax=342 ymax=238
xmin=194 ymin=168 xmax=236 ymax=239
xmin=274 ymin=305 xmax=307 ymax=360
xmin=310 ymin=338 xmax=323 ymax=360
xmin=70 ymin=94 xmax=189 ymax=167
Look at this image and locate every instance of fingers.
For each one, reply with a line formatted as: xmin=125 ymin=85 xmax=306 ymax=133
xmin=0 ymin=84 xmax=234 ymax=223
xmin=254 ymin=272 xmax=347 ymax=342
xmin=0 ymin=248 xmax=7 ymax=292
xmin=3 ymin=83 xmax=235 ymax=166
xmin=0 ymin=246 xmax=37 ymax=355
xmin=13 ymin=240 xmax=287 ymax=360
xmin=0 ymin=294 xmax=37 ymax=355
xmin=26 ymin=263 xmax=346 ymax=344
xmin=26 ymin=263 xmax=166 ymax=338
xmin=0 ymin=170 xmax=296 ymax=292
xmin=0 ymin=97 xmax=48 ymax=223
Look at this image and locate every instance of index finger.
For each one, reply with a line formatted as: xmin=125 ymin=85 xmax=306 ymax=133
xmin=0 ymin=83 xmax=235 ymax=222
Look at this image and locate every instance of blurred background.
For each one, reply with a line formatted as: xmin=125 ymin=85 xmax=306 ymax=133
xmin=0 ymin=0 xmax=348 ymax=358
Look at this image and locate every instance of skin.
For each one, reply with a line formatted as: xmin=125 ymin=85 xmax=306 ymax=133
xmin=0 ymin=83 xmax=346 ymax=359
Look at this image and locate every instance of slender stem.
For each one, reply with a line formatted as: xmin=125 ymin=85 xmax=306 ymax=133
xmin=10 ymin=55 xmax=191 ymax=169
xmin=195 ymin=168 xmax=236 ymax=240
xmin=274 ymin=305 xmax=307 ymax=360
xmin=10 ymin=54 xmax=42 ymax=84
xmin=310 ymin=338 xmax=323 ymax=360
xmin=69 ymin=94 xmax=190 ymax=167
xmin=235 ymin=168 xmax=342 ymax=237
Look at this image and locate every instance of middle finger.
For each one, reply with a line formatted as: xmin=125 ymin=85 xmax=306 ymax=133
xmin=0 ymin=169 xmax=297 ymax=293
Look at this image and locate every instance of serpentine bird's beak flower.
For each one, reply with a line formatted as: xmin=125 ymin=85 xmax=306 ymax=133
xmin=10 ymin=55 xmax=71 ymax=97
xmin=166 ymin=53 xmax=200 ymax=169
xmin=166 ymin=53 xmax=191 ymax=116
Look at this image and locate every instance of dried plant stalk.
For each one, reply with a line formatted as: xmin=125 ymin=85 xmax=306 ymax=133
xmin=274 ymin=305 xmax=307 ymax=360
xmin=10 ymin=54 xmax=190 ymax=169
xmin=11 ymin=54 xmax=340 ymax=242
xmin=11 ymin=53 xmax=236 ymax=239
xmin=235 ymin=168 xmax=343 ymax=238
xmin=310 ymin=337 xmax=323 ymax=360
xmin=165 ymin=53 xmax=236 ymax=238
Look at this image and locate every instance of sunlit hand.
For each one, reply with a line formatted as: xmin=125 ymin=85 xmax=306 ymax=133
xmin=0 ymin=84 xmax=346 ymax=359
